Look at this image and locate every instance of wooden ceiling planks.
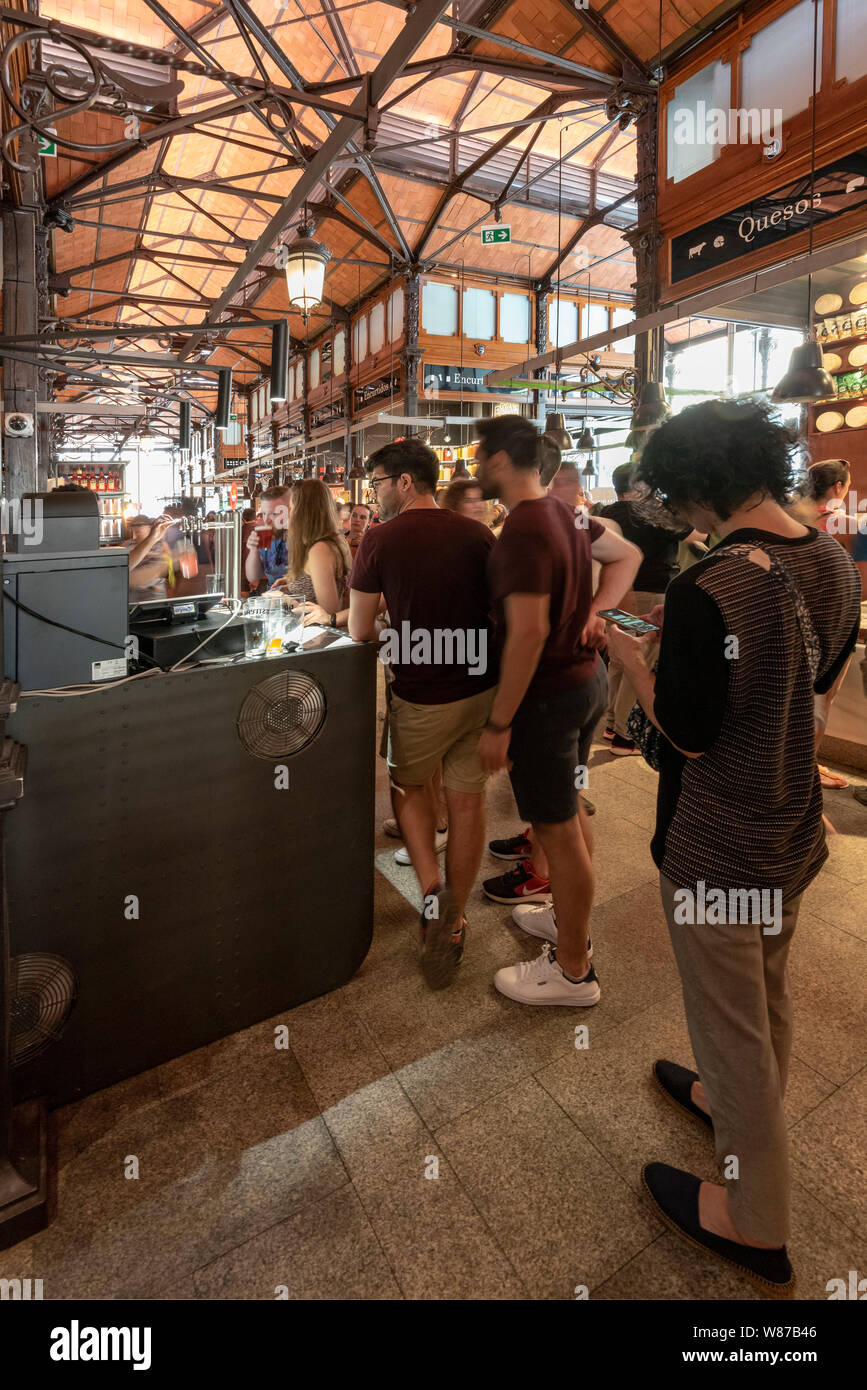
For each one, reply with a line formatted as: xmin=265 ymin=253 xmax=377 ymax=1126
xmin=34 ymin=0 xmax=725 ymax=428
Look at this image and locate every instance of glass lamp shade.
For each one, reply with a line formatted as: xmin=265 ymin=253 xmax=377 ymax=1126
xmin=544 ymin=412 xmax=572 ymax=450
xmin=347 ymin=462 xmax=366 ymax=480
xmin=576 ymin=425 xmax=595 ymax=451
xmin=632 ymin=381 xmax=670 ymax=429
xmin=581 ymin=460 xmax=595 ymax=478
xmin=771 ymin=341 xmax=837 ymax=403
xmin=284 ymin=237 xmax=331 ymax=314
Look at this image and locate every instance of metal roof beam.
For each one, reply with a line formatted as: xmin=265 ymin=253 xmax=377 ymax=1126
xmin=178 ymin=0 xmax=454 ymax=361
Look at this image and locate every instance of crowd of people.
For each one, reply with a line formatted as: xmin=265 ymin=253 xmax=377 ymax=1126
xmin=343 ymin=404 xmax=859 ymax=1300
xmin=57 ymin=404 xmax=863 ymax=1295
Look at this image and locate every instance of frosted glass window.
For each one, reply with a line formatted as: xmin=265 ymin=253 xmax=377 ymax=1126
xmin=423 ymin=281 xmax=458 ymax=335
xmin=612 ymin=307 xmax=635 ymax=354
xmin=666 ymin=60 xmax=731 ymax=183
xmin=309 ymin=349 xmax=320 ymax=389
xmin=295 ymin=361 xmax=304 ymax=399
xmin=250 ymin=391 xmax=258 ymax=425
xmin=549 ymin=297 xmax=579 ymax=347
xmin=264 ymin=382 xmax=270 ymax=415
xmin=836 ymin=0 xmax=867 ymax=82
xmin=352 ymin=315 xmax=368 ymax=361
xmin=287 ymin=365 xmax=295 ymax=403
xmin=742 ymin=1 xmax=822 ymax=124
xmin=462 ymin=287 xmax=495 ymax=340
xmin=333 ymin=329 xmax=346 ymax=377
xmin=388 ymin=286 xmax=404 ymax=340
xmin=585 ymin=303 xmax=610 ymax=339
xmin=500 ymin=292 xmax=530 ymax=344
xmin=369 ymin=301 xmax=385 ymax=354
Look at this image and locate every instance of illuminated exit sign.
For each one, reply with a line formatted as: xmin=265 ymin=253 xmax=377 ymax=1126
xmin=481 ymin=225 xmax=511 ymax=245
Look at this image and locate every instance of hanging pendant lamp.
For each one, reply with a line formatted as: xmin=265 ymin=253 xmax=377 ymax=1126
xmin=771 ymin=341 xmax=837 ymax=403
xmin=544 ymin=412 xmax=572 ymax=450
xmin=631 ymin=381 xmax=670 ymax=429
xmin=284 ymin=229 xmax=331 ymax=314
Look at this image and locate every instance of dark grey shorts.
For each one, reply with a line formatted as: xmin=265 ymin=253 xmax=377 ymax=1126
xmin=508 ymin=662 xmax=608 ymax=824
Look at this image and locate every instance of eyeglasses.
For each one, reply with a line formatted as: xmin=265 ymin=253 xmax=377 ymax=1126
xmin=368 ymin=473 xmax=402 ymax=491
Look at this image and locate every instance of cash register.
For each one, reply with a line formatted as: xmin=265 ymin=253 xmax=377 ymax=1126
xmin=128 ymin=591 xmax=246 ymax=667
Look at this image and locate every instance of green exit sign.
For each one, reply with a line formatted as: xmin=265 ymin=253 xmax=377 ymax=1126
xmin=481 ymin=225 xmax=511 ymax=245
xmin=37 ymin=130 xmax=57 ymax=157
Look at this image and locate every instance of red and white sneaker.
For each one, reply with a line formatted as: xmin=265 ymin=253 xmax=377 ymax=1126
xmin=483 ymin=859 xmax=552 ymax=905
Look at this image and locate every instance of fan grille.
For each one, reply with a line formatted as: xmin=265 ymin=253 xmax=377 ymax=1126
xmin=10 ymin=953 xmax=78 ymax=1067
xmin=237 ymin=669 xmax=327 ymax=759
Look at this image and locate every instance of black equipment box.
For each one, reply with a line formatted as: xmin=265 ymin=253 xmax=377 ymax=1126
xmin=3 ymin=548 xmax=129 ymax=690
xmin=7 ymin=489 xmax=100 ymax=553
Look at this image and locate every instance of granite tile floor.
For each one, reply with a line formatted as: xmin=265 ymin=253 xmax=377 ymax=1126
xmin=3 ymin=716 xmax=865 ymax=1301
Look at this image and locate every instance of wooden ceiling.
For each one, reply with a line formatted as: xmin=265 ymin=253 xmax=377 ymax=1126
xmin=8 ymin=0 xmax=740 ymax=436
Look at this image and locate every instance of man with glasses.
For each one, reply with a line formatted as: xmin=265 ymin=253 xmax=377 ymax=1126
xmin=349 ymin=439 xmax=498 ymax=989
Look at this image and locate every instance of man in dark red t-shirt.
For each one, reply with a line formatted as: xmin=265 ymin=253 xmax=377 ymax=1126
xmin=349 ymin=438 xmax=497 ymax=990
xmin=475 ymin=415 xmax=640 ymax=1008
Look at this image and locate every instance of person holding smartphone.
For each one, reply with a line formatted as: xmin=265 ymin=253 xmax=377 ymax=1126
xmin=597 ymin=463 xmax=701 ymax=754
xmin=606 ymin=398 xmax=860 ymax=1296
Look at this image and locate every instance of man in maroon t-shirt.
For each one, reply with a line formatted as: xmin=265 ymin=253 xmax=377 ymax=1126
xmin=349 ymin=438 xmax=498 ymax=989
xmin=474 ymin=416 xmax=640 ymax=1008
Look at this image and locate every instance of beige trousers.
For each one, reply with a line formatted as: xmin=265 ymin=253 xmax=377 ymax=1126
xmin=660 ymin=873 xmax=802 ymax=1245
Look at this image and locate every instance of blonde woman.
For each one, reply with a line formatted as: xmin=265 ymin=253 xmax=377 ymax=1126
xmin=272 ymin=479 xmax=351 ymax=628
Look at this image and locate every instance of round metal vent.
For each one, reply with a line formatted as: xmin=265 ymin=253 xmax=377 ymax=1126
xmin=237 ymin=668 xmax=327 ymax=759
xmin=10 ymin=953 xmax=78 ymax=1067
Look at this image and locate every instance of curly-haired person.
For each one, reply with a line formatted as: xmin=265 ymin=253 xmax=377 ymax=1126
xmin=606 ymin=398 xmax=860 ymax=1296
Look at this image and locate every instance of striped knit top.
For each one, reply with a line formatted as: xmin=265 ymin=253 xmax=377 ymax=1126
xmin=652 ymin=527 xmax=861 ymax=900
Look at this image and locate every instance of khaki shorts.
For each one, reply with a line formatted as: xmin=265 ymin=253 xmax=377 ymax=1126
xmin=388 ymin=685 xmax=496 ymax=793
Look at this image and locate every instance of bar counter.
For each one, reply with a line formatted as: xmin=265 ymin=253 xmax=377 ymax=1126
xmin=5 ymin=638 xmax=377 ymax=1107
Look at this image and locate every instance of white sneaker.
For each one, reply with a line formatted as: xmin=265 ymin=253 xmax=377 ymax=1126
xmin=394 ymin=828 xmax=448 ymax=866
xmin=510 ymin=905 xmax=593 ymax=958
xmin=494 ymin=943 xmax=600 ymax=1007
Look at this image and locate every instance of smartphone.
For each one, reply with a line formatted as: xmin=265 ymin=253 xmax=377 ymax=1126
xmin=597 ymin=608 xmax=660 ymax=636
xmin=300 ymin=630 xmax=343 ymax=651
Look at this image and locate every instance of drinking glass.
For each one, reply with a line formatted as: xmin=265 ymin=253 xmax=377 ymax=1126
xmin=242 ymin=598 xmax=268 ymax=659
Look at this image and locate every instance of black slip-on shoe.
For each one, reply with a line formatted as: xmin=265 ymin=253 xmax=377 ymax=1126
xmin=653 ymin=1059 xmax=713 ymax=1133
xmin=642 ymin=1162 xmax=796 ymax=1299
